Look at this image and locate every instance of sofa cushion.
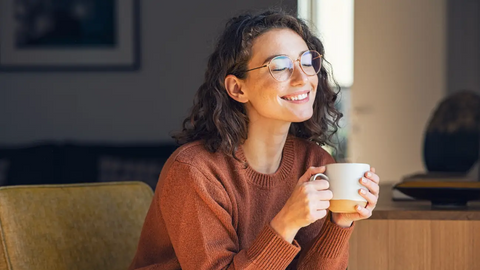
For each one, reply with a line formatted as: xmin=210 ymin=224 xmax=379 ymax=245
xmin=0 ymin=181 xmax=153 ymax=270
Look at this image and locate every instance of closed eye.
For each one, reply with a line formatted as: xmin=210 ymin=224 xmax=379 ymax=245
xmin=272 ymin=67 xmax=288 ymax=72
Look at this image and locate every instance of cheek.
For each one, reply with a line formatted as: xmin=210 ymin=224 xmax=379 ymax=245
xmin=311 ymin=76 xmax=319 ymax=89
xmin=255 ymin=81 xmax=284 ymax=101
xmin=310 ymin=79 xmax=319 ymax=100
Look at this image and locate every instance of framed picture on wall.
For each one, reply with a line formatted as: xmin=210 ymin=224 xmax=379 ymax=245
xmin=0 ymin=0 xmax=140 ymax=71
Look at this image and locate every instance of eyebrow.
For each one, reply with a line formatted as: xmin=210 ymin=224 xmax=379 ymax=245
xmin=260 ymin=50 xmax=309 ymax=64
xmin=261 ymin=54 xmax=282 ymax=65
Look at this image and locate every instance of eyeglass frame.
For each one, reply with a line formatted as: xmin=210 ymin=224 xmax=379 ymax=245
xmin=244 ymin=50 xmax=323 ymax=82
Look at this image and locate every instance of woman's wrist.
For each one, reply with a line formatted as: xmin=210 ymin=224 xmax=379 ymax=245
xmin=270 ymin=214 xmax=299 ymax=243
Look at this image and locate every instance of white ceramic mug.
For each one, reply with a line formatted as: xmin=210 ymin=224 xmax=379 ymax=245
xmin=310 ymin=163 xmax=370 ymax=213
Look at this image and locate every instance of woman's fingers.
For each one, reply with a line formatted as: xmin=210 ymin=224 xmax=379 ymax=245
xmin=365 ymin=171 xmax=380 ymax=184
xmin=359 ymin=188 xmax=378 ymax=204
xmin=311 ymin=209 xmax=328 ymax=221
xmin=305 ymin=188 xmax=333 ymax=205
xmin=311 ymin=179 xmax=330 ymax=190
xmin=355 ymin=204 xmax=371 ymax=217
xmin=360 ymin=177 xmax=380 ymax=195
xmin=315 ymin=200 xmax=330 ymax=211
xmin=358 ymin=188 xmax=378 ymax=213
xmin=317 ymin=189 xmax=333 ymax=200
xmin=298 ymin=166 xmax=326 ymax=184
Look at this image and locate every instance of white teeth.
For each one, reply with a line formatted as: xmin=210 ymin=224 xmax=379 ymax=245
xmin=283 ymin=93 xmax=308 ymax=101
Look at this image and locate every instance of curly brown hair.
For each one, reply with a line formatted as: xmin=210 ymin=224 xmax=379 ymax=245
xmin=172 ymin=9 xmax=343 ymax=158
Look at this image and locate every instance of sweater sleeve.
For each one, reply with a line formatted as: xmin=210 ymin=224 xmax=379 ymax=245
xmin=294 ymin=212 xmax=354 ymax=270
xmin=159 ymin=161 xmax=301 ymax=270
xmin=286 ymin=146 xmax=352 ymax=270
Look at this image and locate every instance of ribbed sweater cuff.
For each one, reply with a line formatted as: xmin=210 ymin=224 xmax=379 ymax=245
xmin=246 ymin=224 xmax=301 ymax=269
xmin=309 ymin=215 xmax=354 ymax=259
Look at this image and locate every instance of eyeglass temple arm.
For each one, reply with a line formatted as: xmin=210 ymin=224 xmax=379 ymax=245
xmin=245 ymin=64 xmax=268 ymax=72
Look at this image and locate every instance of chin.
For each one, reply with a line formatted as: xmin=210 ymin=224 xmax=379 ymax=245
xmin=289 ymin=112 xmax=313 ymax=123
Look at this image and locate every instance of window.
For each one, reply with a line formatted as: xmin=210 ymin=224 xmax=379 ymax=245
xmin=298 ymin=0 xmax=354 ymax=161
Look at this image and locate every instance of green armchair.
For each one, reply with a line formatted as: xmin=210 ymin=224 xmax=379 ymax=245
xmin=0 ymin=181 xmax=153 ymax=270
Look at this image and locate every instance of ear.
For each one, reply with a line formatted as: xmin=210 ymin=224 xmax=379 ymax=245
xmin=224 ymin=75 xmax=249 ymax=103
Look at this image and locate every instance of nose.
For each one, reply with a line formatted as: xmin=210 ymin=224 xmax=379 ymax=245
xmin=290 ymin=60 xmax=309 ymax=86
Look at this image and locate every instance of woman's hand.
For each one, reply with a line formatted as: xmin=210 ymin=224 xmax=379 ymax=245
xmin=270 ymin=166 xmax=333 ymax=243
xmin=331 ymin=167 xmax=380 ymax=227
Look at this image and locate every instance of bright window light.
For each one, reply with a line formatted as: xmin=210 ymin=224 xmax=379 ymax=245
xmin=298 ymin=0 xmax=354 ymax=88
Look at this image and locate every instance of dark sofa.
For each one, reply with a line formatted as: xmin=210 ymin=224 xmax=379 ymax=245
xmin=0 ymin=142 xmax=178 ymax=190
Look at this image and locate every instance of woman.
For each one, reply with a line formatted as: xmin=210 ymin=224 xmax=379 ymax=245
xmin=129 ymin=9 xmax=380 ymax=270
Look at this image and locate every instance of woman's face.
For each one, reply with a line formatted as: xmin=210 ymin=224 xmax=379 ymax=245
xmin=241 ymin=28 xmax=318 ymax=124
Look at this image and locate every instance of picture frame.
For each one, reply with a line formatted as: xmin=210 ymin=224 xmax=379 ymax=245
xmin=0 ymin=0 xmax=140 ymax=71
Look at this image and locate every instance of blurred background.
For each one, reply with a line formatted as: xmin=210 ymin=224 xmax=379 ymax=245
xmin=0 ymin=0 xmax=478 ymax=188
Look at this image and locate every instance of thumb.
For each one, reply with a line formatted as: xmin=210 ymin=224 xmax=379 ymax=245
xmin=298 ymin=166 xmax=326 ymax=185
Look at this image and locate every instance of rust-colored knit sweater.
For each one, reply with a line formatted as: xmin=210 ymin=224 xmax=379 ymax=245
xmin=129 ymin=136 xmax=354 ymax=270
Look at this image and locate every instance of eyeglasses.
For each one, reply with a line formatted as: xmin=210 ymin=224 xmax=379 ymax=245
xmin=245 ymin=50 xmax=322 ymax=82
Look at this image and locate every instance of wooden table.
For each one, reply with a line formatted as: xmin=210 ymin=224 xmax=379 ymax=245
xmin=348 ymin=184 xmax=480 ymax=270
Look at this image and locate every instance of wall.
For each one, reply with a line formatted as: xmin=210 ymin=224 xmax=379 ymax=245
xmin=2 ymin=0 xmax=470 ymax=186
xmin=447 ymin=0 xmax=480 ymax=94
xmin=349 ymin=0 xmax=447 ymax=183
xmin=0 ymin=0 xmax=296 ymax=145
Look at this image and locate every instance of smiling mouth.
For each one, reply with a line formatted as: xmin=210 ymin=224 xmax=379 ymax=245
xmin=281 ymin=91 xmax=310 ymax=101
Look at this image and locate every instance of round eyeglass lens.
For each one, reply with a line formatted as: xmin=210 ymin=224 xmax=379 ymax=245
xmin=301 ymin=50 xmax=322 ymax=75
xmin=269 ymin=56 xmax=293 ymax=81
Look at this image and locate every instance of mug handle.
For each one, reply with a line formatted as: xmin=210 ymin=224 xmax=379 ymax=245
xmin=309 ymin=173 xmax=329 ymax=182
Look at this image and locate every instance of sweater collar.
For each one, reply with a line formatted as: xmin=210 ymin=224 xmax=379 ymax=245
xmin=236 ymin=135 xmax=295 ymax=189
